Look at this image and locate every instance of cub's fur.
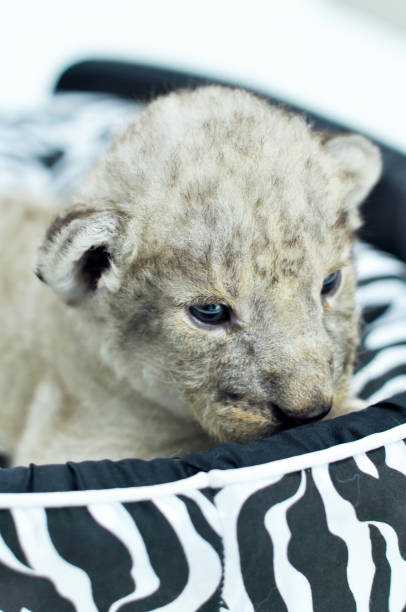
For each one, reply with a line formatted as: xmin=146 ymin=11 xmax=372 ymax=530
xmin=0 ymin=87 xmax=381 ymax=466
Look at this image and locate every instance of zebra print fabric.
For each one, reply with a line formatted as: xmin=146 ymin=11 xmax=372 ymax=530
xmin=354 ymin=243 xmax=406 ymax=405
xmin=0 ymin=415 xmax=404 ymax=611
xmin=0 ymin=93 xmax=141 ymax=201
xmin=0 ymin=94 xmax=405 ymax=611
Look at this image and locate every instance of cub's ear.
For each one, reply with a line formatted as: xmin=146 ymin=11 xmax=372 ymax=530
xmin=323 ymin=133 xmax=382 ymax=210
xmin=36 ymin=205 xmax=124 ymax=305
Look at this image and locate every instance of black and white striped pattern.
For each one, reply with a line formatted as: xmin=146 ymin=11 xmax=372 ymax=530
xmin=354 ymin=243 xmax=406 ymax=404
xmin=0 ymin=93 xmax=141 ymax=201
xmin=0 ymin=93 xmax=405 ymax=611
xmin=0 ymin=422 xmax=404 ymax=611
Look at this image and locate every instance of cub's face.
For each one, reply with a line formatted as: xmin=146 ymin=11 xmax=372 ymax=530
xmin=38 ymin=87 xmax=381 ymax=444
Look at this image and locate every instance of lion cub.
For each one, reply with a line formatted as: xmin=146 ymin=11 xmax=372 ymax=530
xmin=0 ymin=86 xmax=381 ymax=466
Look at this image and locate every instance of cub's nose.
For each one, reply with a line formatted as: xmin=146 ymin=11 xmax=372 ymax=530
xmin=272 ymin=400 xmax=332 ymax=425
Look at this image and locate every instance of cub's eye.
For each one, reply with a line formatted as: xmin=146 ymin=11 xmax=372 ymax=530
xmin=321 ymin=270 xmax=342 ymax=298
xmin=189 ymin=304 xmax=230 ymax=325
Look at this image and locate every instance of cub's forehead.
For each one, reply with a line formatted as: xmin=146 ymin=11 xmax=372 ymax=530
xmin=114 ymin=89 xmax=344 ymax=218
xmin=80 ymin=86 xmax=351 ymax=273
xmin=126 ymin=86 xmax=329 ymax=185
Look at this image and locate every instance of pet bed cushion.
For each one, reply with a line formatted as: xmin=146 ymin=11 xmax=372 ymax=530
xmin=0 ymin=65 xmax=405 ymax=611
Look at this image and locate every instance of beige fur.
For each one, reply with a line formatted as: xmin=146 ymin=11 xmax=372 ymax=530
xmin=0 ymin=87 xmax=382 ymax=466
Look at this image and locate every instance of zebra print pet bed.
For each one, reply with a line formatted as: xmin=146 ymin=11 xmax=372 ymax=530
xmin=0 ymin=90 xmax=405 ymax=611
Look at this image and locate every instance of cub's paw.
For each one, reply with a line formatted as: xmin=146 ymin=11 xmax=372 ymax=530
xmin=341 ymin=397 xmax=368 ymax=415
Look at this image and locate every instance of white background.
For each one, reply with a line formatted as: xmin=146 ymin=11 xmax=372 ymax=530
xmin=1 ymin=0 xmax=406 ymax=151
